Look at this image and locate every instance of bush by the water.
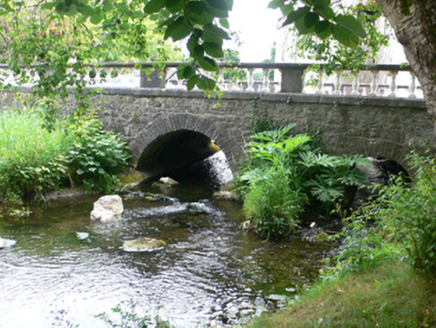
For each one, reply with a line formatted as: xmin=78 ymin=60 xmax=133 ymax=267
xmin=250 ymin=152 xmax=436 ymax=327
xmin=235 ymin=124 xmax=368 ymax=239
xmin=333 ymin=152 xmax=436 ymax=281
xmin=0 ymin=109 xmax=130 ymax=200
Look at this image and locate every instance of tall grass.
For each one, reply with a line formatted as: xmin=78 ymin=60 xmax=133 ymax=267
xmin=0 ymin=110 xmax=70 ymax=199
xmin=0 ymin=109 xmax=131 ymax=200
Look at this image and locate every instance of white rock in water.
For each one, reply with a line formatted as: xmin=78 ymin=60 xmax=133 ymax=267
xmin=159 ymin=177 xmax=179 ymax=187
xmin=122 ymin=237 xmax=166 ymax=252
xmin=90 ymin=195 xmax=124 ymax=222
xmin=0 ymin=237 xmax=17 ymax=248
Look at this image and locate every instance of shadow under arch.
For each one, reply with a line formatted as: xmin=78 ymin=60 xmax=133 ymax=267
xmin=136 ymin=129 xmax=221 ymax=179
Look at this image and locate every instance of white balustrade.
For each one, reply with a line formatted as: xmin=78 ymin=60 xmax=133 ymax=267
xmin=0 ymin=63 xmax=424 ymax=100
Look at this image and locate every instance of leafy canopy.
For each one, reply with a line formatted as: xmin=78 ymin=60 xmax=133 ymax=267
xmin=19 ymin=0 xmax=368 ymax=91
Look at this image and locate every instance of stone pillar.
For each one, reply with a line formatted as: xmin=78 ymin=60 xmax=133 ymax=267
xmin=140 ymin=68 xmax=166 ymax=88
xmin=280 ymin=67 xmax=305 ymax=93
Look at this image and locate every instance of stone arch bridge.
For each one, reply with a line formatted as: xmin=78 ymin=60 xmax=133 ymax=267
xmin=1 ymin=87 xmax=434 ymax=178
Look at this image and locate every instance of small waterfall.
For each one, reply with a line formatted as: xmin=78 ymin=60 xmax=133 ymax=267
xmin=165 ymin=150 xmax=233 ymax=189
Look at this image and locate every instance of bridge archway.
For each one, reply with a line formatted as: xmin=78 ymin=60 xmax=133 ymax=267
xmin=131 ymin=113 xmax=241 ymax=179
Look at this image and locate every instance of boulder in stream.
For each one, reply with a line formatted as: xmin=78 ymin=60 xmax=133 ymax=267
xmin=90 ymin=195 xmax=124 ymax=222
xmin=122 ymin=237 xmax=166 ymax=252
xmin=0 ymin=237 xmax=16 ymax=249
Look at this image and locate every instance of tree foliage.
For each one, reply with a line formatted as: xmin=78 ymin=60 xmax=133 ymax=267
xmin=0 ymin=0 xmax=369 ymax=94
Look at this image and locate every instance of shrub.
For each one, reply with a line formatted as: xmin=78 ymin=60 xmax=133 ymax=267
xmin=381 ymin=153 xmax=436 ymax=280
xmin=329 ymin=152 xmax=436 ymax=281
xmin=0 ymin=110 xmax=132 ymax=200
xmin=235 ymin=125 xmax=368 ymax=239
xmin=0 ymin=110 xmax=70 ymax=199
xmin=65 ymin=116 xmax=131 ymax=193
xmin=243 ymin=168 xmax=307 ymax=238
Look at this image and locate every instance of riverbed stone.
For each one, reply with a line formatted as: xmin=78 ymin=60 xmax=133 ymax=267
xmin=212 ymin=190 xmax=238 ymax=201
xmin=159 ymin=177 xmax=180 ymax=187
xmin=0 ymin=237 xmax=16 ymax=248
xmin=90 ymin=195 xmax=124 ymax=222
xmin=122 ymin=237 xmax=166 ymax=252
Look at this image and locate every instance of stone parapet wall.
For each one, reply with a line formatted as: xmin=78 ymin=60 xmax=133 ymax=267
xmin=1 ymin=88 xmax=433 ymax=173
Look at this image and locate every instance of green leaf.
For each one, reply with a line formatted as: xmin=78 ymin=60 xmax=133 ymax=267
xmin=41 ymin=2 xmax=57 ymax=10
xmin=313 ymin=0 xmax=331 ymax=7
xmin=203 ymin=23 xmax=230 ymax=40
xmin=90 ymin=13 xmax=103 ymax=25
xmin=334 ymin=14 xmax=367 ymax=38
xmin=66 ymin=4 xmax=78 ymax=16
xmin=185 ymin=2 xmax=215 ymax=24
xmin=203 ymin=42 xmax=224 ymax=58
xmin=76 ymin=14 xmax=88 ymax=24
xmin=304 ymin=12 xmax=319 ymax=28
xmin=144 ymin=0 xmax=166 ymax=14
xmin=187 ymin=75 xmax=200 ymax=90
xmin=194 ymin=44 xmax=205 ymax=59
xmin=77 ymin=4 xmax=96 ymax=17
xmin=280 ymin=4 xmax=294 ymax=16
xmin=282 ymin=6 xmax=310 ymax=27
xmin=177 ymin=64 xmax=195 ymax=79
xmin=55 ymin=2 xmax=69 ymax=14
xmin=103 ymin=0 xmax=114 ymax=11
xmin=164 ymin=16 xmax=192 ymax=41
xmin=219 ymin=18 xmax=229 ymax=28
xmin=268 ymin=0 xmax=285 ymax=9
xmin=198 ymin=56 xmax=219 ymax=71
xmin=204 ymin=3 xmax=228 ymax=18
xmin=166 ymin=0 xmax=183 ymax=13
xmin=205 ymin=0 xmax=231 ymax=11
xmin=196 ymin=75 xmax=216 ymax=90
xmin=332 ymin=25 xmax=359 ymax=48
xmin=315 ymin=20 xmax=332 ymax=39
xmin=187 ymin=34 xmax=199 ymax=54
xmin=295 ymin=15 xmax=315 ymax=34
xmin=314 ymin=5 xmax=335 ymax=20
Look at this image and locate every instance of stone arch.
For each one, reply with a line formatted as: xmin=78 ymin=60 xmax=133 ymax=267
xmin=130 ymin=113 xmax=243 ymax=177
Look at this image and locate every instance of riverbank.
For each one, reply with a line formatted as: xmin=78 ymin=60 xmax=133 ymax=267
xmin=249 ymin=260 xmax=436 ymax=327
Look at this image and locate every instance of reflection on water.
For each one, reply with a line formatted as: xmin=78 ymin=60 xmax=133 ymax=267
xmin=0 ymin=152 xmax=334 ymax=327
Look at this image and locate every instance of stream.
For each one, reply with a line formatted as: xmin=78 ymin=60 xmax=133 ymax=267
xmin=0 ymin=152 xmax=336 ymax=327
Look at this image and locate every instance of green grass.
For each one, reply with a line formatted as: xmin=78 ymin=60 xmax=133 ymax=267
xmin=249 ymin=261 xmax=436 ymax=327
xmin=0 ymin=110 xmax=70 ymax=199
xmin=0 ymin=109 xmax=131 ymax=200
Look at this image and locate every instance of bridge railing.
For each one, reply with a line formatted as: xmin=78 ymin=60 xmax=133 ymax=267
xmin=0 ymin=62 xmax=423 ymax=99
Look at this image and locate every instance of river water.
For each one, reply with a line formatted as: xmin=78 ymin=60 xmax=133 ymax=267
xmin=0 ymin=152 xmax=335 ymax=327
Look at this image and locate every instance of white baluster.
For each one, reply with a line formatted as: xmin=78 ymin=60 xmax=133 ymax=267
xmin=245 ymin=68 xmax=255 ymax=92
xmin=408 ymin=71 xmax=417 ymax=99
xmin=334 ymin=69 xmax=342 ymax=95
xmin=369 ymin=70 xmax=378 ymax=96
xmin=230 ymin=70 xmax=240 ymax=91
xmin=350 ymin=72 xmax=360 ymax=95
xmin=217 ymin=70 xmax=225 ymax=91
xmin=261 ymin=69 xmax=270 ymax=92
xmin=388 ymin=70 xmax=398 ymax=98
xmin=106 ymin=68 xmax=113 ymax=86
xmin=315 ymin=69 xmax=323 ymax=94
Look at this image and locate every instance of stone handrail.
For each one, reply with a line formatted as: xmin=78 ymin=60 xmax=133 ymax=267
xmin=0 ymin=62 xmax=423 ymax=99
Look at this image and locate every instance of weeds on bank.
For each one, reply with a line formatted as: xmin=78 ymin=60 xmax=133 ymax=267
xmin=0 ymin=109 xmax=131 ymax=204
xmin=250 ymin=151 xmax=436 ymax=327
xmin=234 ymin=110 xmax=368 ymax=239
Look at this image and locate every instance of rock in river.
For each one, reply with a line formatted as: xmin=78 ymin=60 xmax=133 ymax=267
xmin=0 ymin=237 xmax=16 ymax=249
xmin=90 ymin=195 xmax=124 ymax=222
xmin=122 ymin=237 xmax=166 ymax=252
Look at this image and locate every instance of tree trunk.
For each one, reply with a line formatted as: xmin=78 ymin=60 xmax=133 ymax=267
xmin=377 ymin=0 xmax=436 ymax=137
